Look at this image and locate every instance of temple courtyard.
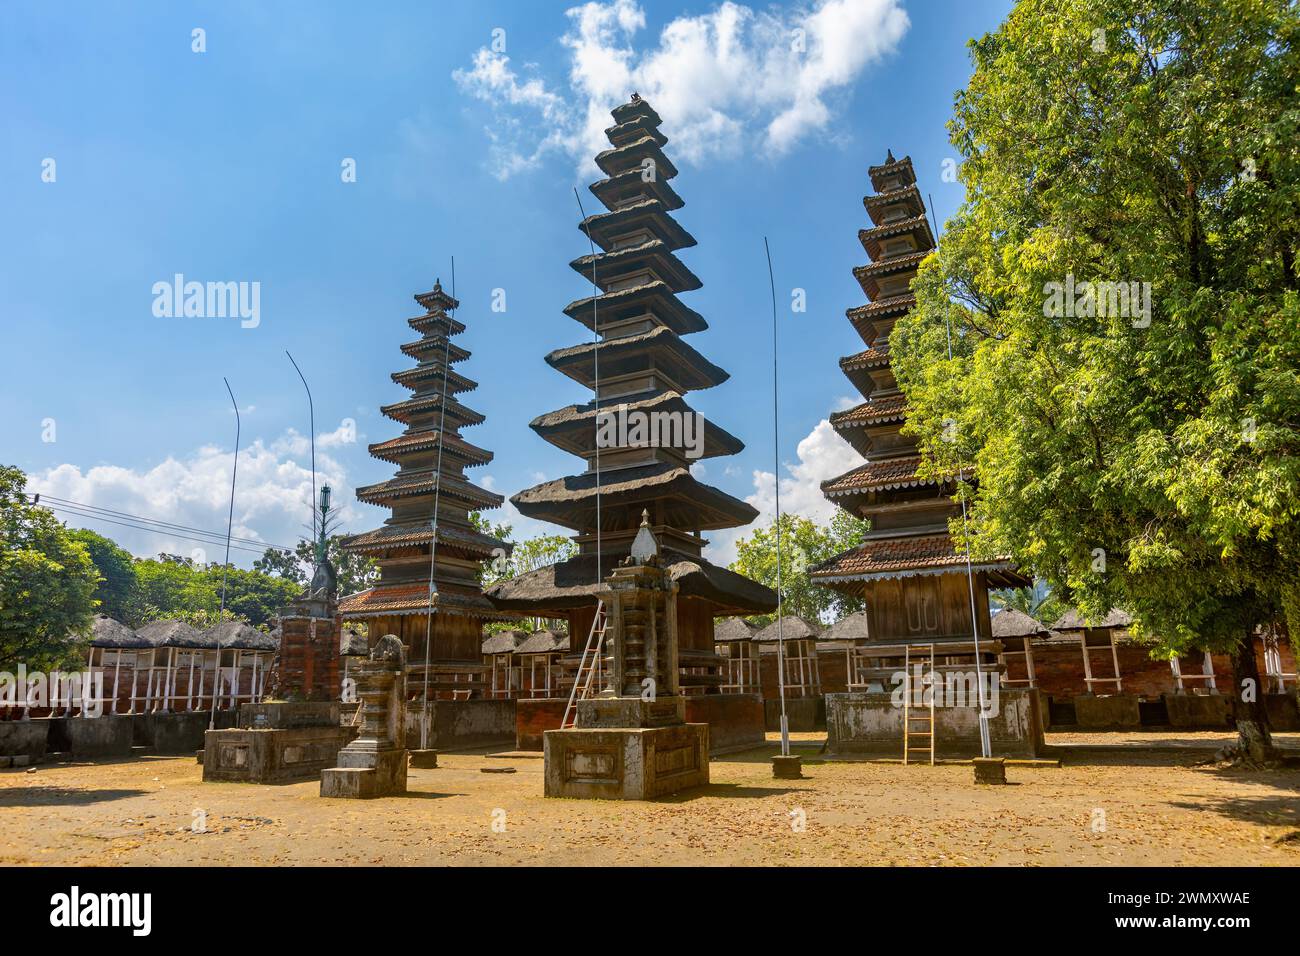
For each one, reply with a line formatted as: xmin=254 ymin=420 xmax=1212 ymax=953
xmin=1 ymin=732 xmax=1297 ymax=867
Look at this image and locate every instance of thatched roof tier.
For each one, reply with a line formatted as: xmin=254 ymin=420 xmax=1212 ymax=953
xmin=486 ymin=551 xmax=776 ymax=616
xmin=594 ymin=136 xmax=678 ymax=179
xmin=203 ymin=620 xmax=278 ymax=651
xmin=1052 ymin=608 xmax=1133 ymax=631
xmin=391 ymin=362 xmax=477 ymax=395
xmin=713 ymin=616 xmax=757 ymax=644
xmin=589 ymin=168 xmax=685 ymax=215
xmin=846 ymin=294 xmax=916 ymax=343
xmin=863 ymin=183 xmax=923 ymax=225
xmin=991 ymin=608 xmax=1050 ymax=640
xmin=545 ymin=326 xmax=727 ymax=392
xmin=341 ymin=520 xmax=507 ymax=560
xmin=580 ymin=198 xmax=696 ymax=252
xmin=88 ymin=615 xmax=151 ymax=649
xmin=569 ymin=238 xmax=701 ymax=294
xmin=339 ymin=584 xmax=507 ymax=620
xmin=355 ymin=470 xmax=503 ymax=511
xmin=90 ymin=616 xmax=278 ymax=651
xmin=822 ymin=611 xmax=871 ymax=644
xmin=611 ymin=95 xmax=663 ymax=127
xmin=853 ymin=250 xmax=931 ymax=301
xmin=367 ymin=430 xmax=492 ymax=467
xmin=380 ymin=392 xmax=485 ymax=428
xmin=482 ymin=630 xmax=526 ymax=655
xmin=511 ymin=463 xmax=757 ymax=533
xmin=516 ymin=629 xmax=570 ymax=655
xmin=135 ymin=619 xmax=205 ymax=649
xmin=858 ymin=215 xmax=934 ymax=260
xmin=754 ymin=616 xmax=822 ymax=643
xmin=563 ymin=280 xmax=707 ymax=335
xmin=811 ymin=534 xmax=1023 ymax=587
xmin=530 ymin=391 xmax=743 ymax=460
xmin=604 ymin=114 xmax=667 ymax=148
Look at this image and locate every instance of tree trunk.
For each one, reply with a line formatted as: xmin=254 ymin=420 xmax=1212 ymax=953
xmin=1231 ymin=630 xmax=1275 ymax=764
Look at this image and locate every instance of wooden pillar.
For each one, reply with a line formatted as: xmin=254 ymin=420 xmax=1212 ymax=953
xmin=1202 ymin=650 xmax=1218 ymax=693
xmin=1079 ymin=632 xmax=1094 ymax=693
xmin=1170 ymin=657 xmax=1184 ymax=693
xmin=1023 ymin=636 xmax=1037 ymax=689
xmin=1109 ymin=632 xmax=1123 ymax=693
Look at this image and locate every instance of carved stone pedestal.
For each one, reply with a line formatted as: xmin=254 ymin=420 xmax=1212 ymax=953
xmin=202 ymin=702 xmax=353 ymax=784
xmin=543 ymin=515 xmax=711 ymax=800
xmin=544 ymin=723 xmax=708 ymax=800
xmin=321 ymin=636 xmax=408 ymax=799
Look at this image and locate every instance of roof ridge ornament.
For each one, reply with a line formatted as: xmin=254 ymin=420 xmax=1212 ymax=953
xmin=629 ymin=508 xmax=659 ymax=564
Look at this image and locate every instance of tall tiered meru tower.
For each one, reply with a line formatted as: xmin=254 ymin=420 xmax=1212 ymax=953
xmin=488 ymin=94 xmax=775 ymax=691
xmin=810 ymin=152 xmax=1024 ymax=643
xmin=340 ymin=280 xmax=512 ymax=700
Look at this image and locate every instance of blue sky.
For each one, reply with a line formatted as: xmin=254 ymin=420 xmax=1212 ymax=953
xmin=1 ymin=0 xmax=1012 ymax=567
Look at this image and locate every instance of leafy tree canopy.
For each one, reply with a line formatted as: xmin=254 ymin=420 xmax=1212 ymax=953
xmin=0 ymin=465 xmax=98 ymax=670
xmin=891 ymin=0 xmax=1299 ymax=758
xmin=730 ymin=511 xmax=869 ymax=627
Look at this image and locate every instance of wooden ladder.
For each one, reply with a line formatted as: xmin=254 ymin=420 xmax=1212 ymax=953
xmin=902 ymin=643 xmax=936 ymax=766
xmin=561 ymin=601 xmax=608 ymax=730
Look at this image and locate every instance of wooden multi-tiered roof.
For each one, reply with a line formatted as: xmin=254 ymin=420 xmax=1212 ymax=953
xmin=488 ymin=95 xmax=775 ymax=687
xmin=811 ymin=152 xmax=1024 ymax=646
xmin=340 ymin=280 xmax=511 ymax=698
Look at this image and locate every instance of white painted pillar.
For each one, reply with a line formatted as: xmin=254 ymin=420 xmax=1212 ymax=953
xmin=1202 ymin=650 xmax=1218 ymax=693
xmin=1170 ymin=657 xmax=1184 ymax=693
xmin=1109 ymin=633 xmax=1123 ymax=693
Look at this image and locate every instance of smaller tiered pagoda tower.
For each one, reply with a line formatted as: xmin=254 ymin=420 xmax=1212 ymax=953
xmin=340 ymin=280 xmax=511 ymax=701
xmin=811 ymin=152 xmax=1025 ymax=646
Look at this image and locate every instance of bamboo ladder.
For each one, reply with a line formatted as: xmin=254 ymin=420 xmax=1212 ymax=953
xmin=561 ymin=601 xmax=608 ymax=730
xmin=902 ymin=643 xmax=937 ymax=766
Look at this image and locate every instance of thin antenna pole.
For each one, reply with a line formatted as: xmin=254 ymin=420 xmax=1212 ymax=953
xmin=927 ymin=191 xmax=991 ymax=758
xmin=764 ymin=237 xmax=790 ymax=758
xmin=573 ymin=188 xmax=603 ymax=587
xmin=420 ymin=259 xmax=456 ymax=751
xmin=286 ymin=351 xmax=317 ymax=545
xmin=212 ymin=378 xmax=240 ymax=730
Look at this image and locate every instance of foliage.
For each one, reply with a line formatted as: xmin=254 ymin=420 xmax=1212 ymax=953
xmin=730 ymin=511 xmax=870 ymax=627
xmin=891 ymin=0 xmax=1300 ymax=757
xmin=68 ymin=528 xmax=139 ymax=622
xmin=0 ymin=465 xmax=98 ymax=670
xmin=254 ymin=534 xmax=379 ymax=598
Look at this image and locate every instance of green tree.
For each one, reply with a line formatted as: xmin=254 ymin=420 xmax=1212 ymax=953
xmin=892 ymin=0 xmax=1300 ymax=762
xmin=68 ymin=529 xmax=139 ymax=622
xmin=0 ymin=466 xmax=98 ymax=670
xmin=731 ymin=511 xmax=870 ymax=627
xmin=255 ymin=535 xmax=379 ymax=598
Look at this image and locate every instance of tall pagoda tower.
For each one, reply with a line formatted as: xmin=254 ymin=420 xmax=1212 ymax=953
xmin=810 ymin=152 xmax=1025 ymax=645
xmin=340 ymin=280 xmax=512 ymax=699
xmin=488 ymin=94 xmax=775 ymax=687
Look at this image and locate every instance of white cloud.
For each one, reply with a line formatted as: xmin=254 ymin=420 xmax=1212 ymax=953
xmin=705 ymin=415 xmax=861 ymax=565
xmin=453 ymin=0 xmax=909 ymax=178
xmin=27 ymin=429 xmax=356 ymax=566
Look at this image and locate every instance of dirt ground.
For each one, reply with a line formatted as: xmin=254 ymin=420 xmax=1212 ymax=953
xmin=2 ymin=731 xmax=1297 ymax=866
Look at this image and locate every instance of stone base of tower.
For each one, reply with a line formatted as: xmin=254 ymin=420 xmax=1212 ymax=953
xmin=517 ymin=694 xmax=763 ymax=754
xmin=825 ymin=689 xmax=1044 ymax=759
xmin=543 ymin=722 xmax=709 ymax=800
xmin=320 ymin=745 xmax=408 ymax=799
